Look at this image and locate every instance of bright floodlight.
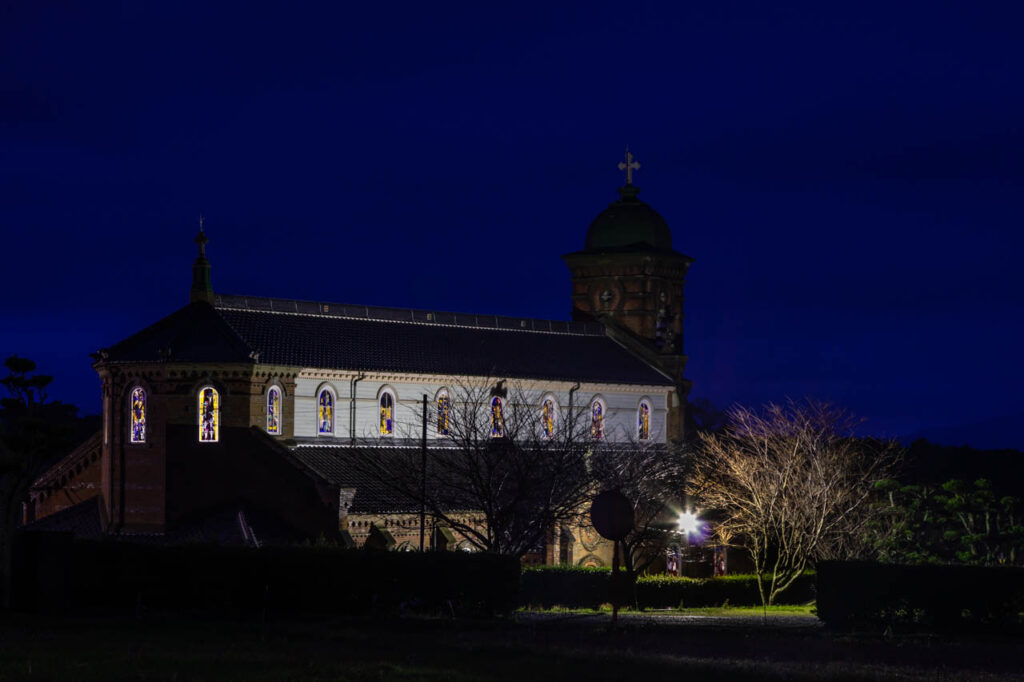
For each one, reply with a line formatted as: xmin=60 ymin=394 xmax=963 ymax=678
xmin=677 ymin=510 xmax=700 ymax=536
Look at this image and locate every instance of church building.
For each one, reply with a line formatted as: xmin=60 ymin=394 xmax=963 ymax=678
xmin=27 ymin=154 xmax=694 ymax=567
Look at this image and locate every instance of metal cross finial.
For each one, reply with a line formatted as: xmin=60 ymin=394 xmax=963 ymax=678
xmin=195 ymin=215 xmax=209 ymax=257
xmin=618 ymin=146 xmax=640 ymax=185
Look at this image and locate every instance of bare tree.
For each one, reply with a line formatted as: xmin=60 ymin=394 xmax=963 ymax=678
xmin=693 ymin=400 xmax=900 ymax=607
xmin=345 ymin=379 xmax=601 ymax=558
xmin=590 ymin=440 xmax=691 ymax=590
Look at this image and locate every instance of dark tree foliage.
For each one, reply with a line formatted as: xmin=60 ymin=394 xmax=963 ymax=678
xmin=866 ymin=478 xmax=1024 ymax=566
xmin=901 ymin=439 xmax=1024 ymax=494
xmin=684 ymin=398 xmax=727 ymax=438
xmin=0 ymin=356 xmax=86 ymax=608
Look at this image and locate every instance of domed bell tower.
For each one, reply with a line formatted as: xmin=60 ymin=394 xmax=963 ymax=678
xmin=563 ymin=150 xmax=694 ymax=436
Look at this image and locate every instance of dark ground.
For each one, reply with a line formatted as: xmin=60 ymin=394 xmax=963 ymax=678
xmin=0 ymin=610 xmax=1021 ymax=681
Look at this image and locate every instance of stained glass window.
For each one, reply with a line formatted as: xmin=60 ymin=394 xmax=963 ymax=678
xmin=542 ymin=398 xmax=555 ymax=438
xmin=199 ymin=386 xmax=219 ymax=443
xmin=490 ymin=396 xmax=505 ymax=438
xmin=318 ymin=390 xmax=334 ymax=434
xmin=590 ymin=399 xmax=604 ymax=440
xmin=130 ymin=387 xmax=146 ymax=444
xmin=379 ymin=391 xmax=394 ymax=435
xmin=437 ymin=391 xmax=450 ymax=436
xmin=267 ymin=387 xmax=281 ymax=435
xmin=638 ymin=401 xmax=650 ymax=440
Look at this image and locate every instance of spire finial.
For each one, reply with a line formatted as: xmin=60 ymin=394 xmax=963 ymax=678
xmin=618 ymin=146 xmax=641 ymax=186
xmin=191 ymin=215 xmax=213 ymax=304
xmin=194 ymin=215 xmax=209 ymax=258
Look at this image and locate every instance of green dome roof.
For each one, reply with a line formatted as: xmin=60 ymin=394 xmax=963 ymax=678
xmin=585 ymin=186 xmax=672 ymax=251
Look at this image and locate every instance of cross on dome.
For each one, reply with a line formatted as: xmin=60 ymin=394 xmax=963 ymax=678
xmin=618 ymin=147 xmax=640 ymax=186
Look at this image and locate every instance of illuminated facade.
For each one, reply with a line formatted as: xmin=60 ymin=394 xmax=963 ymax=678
xmin=27 ymin=165 xmax=693 ymax=567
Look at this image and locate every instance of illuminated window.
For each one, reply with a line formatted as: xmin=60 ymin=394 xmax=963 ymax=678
xmin=638 ymin=400 xmax=651 ymax=440
xmin=198 ymin=386 xmax=219 ymax=443
xmin=266 ymin=386 xmax=281 ymax=435
xmin=379 ymin=390 xmax=394 ymax=436
xmin=318 ymin=389 xmax=334 ymax=435
xmin=490 ymin=396 xmax=505 ymax=438
xmin=437 ymin=390 xmax=450 ymax=436
xmin=590 ymin=399 xmax=605 ymax=440
xmin=129 ymin=386 xmax=146 ymax=444
xmin=541 ymin=397 xmax=556 ymax=438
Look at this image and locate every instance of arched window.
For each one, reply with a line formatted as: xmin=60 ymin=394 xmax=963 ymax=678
xmin=379 ymin=390 xmax=395 ymax=436
xmin=266 ymin=386 xmax=282 ymax=435
xmin=637 ymin=400 xmax=651 ymax=441
xmin=129 ymin=386 xmax=146 ymax=444
xmin=318 ymin=389 xmax=334 ymax=435
xmin=490 ymin=396 xmax=505 ymax=438
xmin=590 ymin=399 xmax=605 ymax=440
xmin=198 ymin=386 xmax=219 ymax=443
xmin=436 ymin=390 xmax=451 ymax=436
xmin=541 ymin=397 xmax=556 ymax=438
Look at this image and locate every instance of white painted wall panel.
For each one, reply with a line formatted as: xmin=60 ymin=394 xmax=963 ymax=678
xmin=293 ymin=374 xmax=671 ymax=444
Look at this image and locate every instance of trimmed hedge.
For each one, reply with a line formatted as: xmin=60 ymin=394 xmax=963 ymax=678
xmin=12 ymin=532 xmax=520 ymax=617
xmin=817 ymin=561 xmax=1024 ymax=632
xmin=521 ymin=566 xmax=815 ymax=609
xmin=637 ymin=572 xmax=815 ymax=609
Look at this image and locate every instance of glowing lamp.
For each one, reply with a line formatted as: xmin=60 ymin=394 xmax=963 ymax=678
xmin=677 ymin=510 xmax=701 ymax=536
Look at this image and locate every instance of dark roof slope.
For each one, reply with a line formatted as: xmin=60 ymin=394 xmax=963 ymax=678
xmin=24 ymin=496 xmax=105 ymax=539
xmin=213 ymin=295 xmax=672 ymax=385
xmin=99 ymin=294 xmax=672 ymax=385
xmin=291 ymin=445 xmax=420 ymax=514
xmin=101 ymin=302 xmax=253 ymax=363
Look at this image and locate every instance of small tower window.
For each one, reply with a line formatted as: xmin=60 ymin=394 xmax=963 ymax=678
xmin=490 ymin=396 xmax=505 ymax=438
xmin=318 ymin=389 xmax=334 ymax=435
xmin=437 ymin=390 xmax=451 ymax=436
xmin=266 ymin=386 xmax=282 ymax=435
xmin=379 ymin=390 xmax=395 ymax=436
xmin=541 ymin=397 xmax=556 ymax=439
xmin=590 ymin=399 xmax=605 ymax=440
xmin=638 ymin=400 xmax=651 ymax=441
xmin=129 ymin=387 xmax=146 ymax=444
xmin=198 ymin=386 xmax=219 ymax=443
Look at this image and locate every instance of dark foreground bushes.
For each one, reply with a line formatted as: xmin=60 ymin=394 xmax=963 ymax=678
xmin=521 ymin=566 xmax=815 ymax=609
xmin=12 ymin=532 xmax=519 ymax=617
xmin=817 ymin=561 xmax=1024 ymax=632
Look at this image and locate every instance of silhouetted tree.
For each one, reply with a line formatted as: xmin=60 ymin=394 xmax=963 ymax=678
xmin=685 ymin=397 xmax=728 ymax=437
xmin=0 ymin=356 xmax=82 ymax=608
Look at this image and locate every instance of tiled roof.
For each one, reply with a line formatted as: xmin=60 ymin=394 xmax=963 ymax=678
xmin=213 ymin=295 xmax=673 ymax=385
xmin=24 ymin=496 xmax=105 ymax=539
xmin=100 ymin=294 xmax=673 ymax=385
xmin=291 ymin=444 xmax=421 ymax=513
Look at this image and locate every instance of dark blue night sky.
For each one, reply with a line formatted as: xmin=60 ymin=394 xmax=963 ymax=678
xmin=2 ymin=2 xmax=1022 ymax=448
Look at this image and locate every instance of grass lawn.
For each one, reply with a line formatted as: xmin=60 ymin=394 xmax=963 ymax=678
xmin=0 ymin=609 xmax=1018 ymax=681
xmin=520 ymin=603 xmax=817 ymax=617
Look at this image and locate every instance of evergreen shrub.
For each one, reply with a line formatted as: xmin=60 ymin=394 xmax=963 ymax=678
xmin=14 ymin=534 xmax=520 ymax=617
xmin=817 ymin=561 xmax=1024 ymax=632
